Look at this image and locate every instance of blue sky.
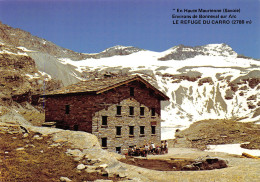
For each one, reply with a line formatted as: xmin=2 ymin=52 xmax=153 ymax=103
xmin=0 ymin=0 xmax=259 ymax=58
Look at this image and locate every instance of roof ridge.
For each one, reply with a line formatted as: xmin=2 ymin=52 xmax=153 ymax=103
xmin=42 ymin=74 xmax=169 ymax=101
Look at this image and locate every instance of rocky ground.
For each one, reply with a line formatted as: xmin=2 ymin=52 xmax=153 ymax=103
xmin=172 ymin=119 xmax=260 ymax=150
xmin=0 ymin=132 xmax=122 ymax=182
xmin=120 ymin=155 xmax=228 ymax=171
xmin=125 ymin=148 xmax=260 ymax=182
xmin=1 ymin=115 xmax=260 ymax=182
xmin=0 ymin=116 xmax=154 ymax=182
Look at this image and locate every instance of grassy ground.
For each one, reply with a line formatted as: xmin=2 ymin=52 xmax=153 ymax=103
xmin=174 ymin=119 xmax=260 ymax=150
xmin=0 ymin=132 xmax=120 ymax=182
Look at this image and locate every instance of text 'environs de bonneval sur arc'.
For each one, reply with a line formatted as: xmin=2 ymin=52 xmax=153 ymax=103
xmin=171 ymin=8 xmax=252 ymax=25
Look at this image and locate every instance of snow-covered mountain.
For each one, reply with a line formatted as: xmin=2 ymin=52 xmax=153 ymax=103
xmin=55 ymin=44 xmax=260 ymax=139
xmin=158 ymin=43 xmax=238 ymax=60
xmin=0 ymin=22 xmax=259 ymax=139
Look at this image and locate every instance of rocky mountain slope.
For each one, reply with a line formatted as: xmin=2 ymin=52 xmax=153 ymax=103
xmin=55 ymin=44 xmax=260 ymax=140
xmin=0 ymin=23 xmax=63 ymax=125
xmin=0 ymin=44 xmax=62 ymax=109
xmin=0 ymin=21 xmax=142 ymax=60
xmin=0 ymin=22 xmax=259 ymax=140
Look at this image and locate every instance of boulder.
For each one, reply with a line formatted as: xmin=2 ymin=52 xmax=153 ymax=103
xmin=16 ymin=147 xmax=25 ymax=151
xmin=99 ymin=164 xmax=108 ymax=168
xmin=77 ymin=164 xmax=86 ymax=170
xmin=66 ymin=149 xmax=84 ymax=158
xmin=183 ymin=156 xmax=228 ymax=170
xmin=85 ymin=165 xmax=97 ymax=173
xmin=60 ymin=177 xmax=72 ymax=182
xmin=33 ymin=135 xmax=43 ymax=140
xmin=0 ymin=109 xmax=32 ymax=127
xmin=182 ymin=164 xmax=199 ymax=170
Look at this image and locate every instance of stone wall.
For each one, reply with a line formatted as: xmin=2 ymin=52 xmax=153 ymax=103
xmin=44 ymin=80 xmax=162 ymax=152
xmin=92 ymin=97 xmax=161 ymax=153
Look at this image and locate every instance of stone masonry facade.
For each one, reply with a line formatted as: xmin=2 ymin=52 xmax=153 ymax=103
xmin=92 ymin=97 xmax=161 ymax=153
xmin=44 ymin=76 xmax=168 ymax=153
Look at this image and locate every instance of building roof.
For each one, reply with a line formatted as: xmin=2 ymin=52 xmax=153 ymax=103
xmin=43 ymin=75 xmax=169 ymax=100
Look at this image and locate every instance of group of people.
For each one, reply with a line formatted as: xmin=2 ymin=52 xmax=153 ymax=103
xmin=127 ymin=140 xmax=168 ymax=157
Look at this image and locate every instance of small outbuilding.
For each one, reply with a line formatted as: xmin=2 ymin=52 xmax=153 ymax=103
xmin=42 ymin=75 xmax=169 ymax=153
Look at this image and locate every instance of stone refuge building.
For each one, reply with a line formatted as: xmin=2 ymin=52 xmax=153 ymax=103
xmin=42 ymin=75 xmax=169 ymax=153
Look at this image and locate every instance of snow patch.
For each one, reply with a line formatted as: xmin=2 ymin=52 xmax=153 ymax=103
xmin=17 ymin=46 xmax=35 ymax=52
xmin=39 ymin=71 xmax=52 ymax=80
xmin=26 ymin=72 xmax=52 ymax=80
xmin=26 ymin=73 xmax=39 ymax=79
xmin=0 ymin=50 xmax=27 ymax=56
xmin=206 ymin=144 xmax=260 ymax=156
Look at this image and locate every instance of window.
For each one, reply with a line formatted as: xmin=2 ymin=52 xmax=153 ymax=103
xmin=74 ymin=125 xmax=79 ymax=131
xmin=129 ymin=126 xmax=134 ymax=136
xmin=151 ymin=126 xmax=156 ymax=135
xmin=129 ymin=106 xmax=134 ymax=116
xmin=116 ymin=147 xmax=121 ymax=154
xmin=149 ymin=90 xmax=154 ymax=96
xmin=65 ymin=105 xmax=70 ymax=114
xmin=140 ymin=107 xmax=145 ymax=116
xmin=102 ymin=116 xmax=108 ymax=126
xmin=101 ymin=138 xmax=107 ymax=148
xmin=130 ymin=87 xmax=134 ymax=96
xmin=116 ymin=126 xmax=122 ymax=136
xmin=140 ymin=126 xmax=145 ymax=135
xmin=151 ymin=108 xmax=156 ymax=117
xmin=116 ymin=106 xmax=122 ymax=115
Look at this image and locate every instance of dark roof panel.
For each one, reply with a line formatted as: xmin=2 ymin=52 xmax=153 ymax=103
xmin=43 ymin=75 xmax=169 ymax=100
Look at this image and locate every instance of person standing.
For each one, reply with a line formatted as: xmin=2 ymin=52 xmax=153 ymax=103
xmin=161 ymin=141 xmax=165 ymax=154
xmin=151 ymin=142 xmax=155 ymax=154
xmin=144 ymin=144 xmax=149 ymax=157
xmin=165 ymin=140 xmax=168 ymax=153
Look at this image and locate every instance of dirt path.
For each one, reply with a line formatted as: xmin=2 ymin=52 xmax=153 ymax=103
xmin=120 ymin=148 xmax=260 ymax=182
